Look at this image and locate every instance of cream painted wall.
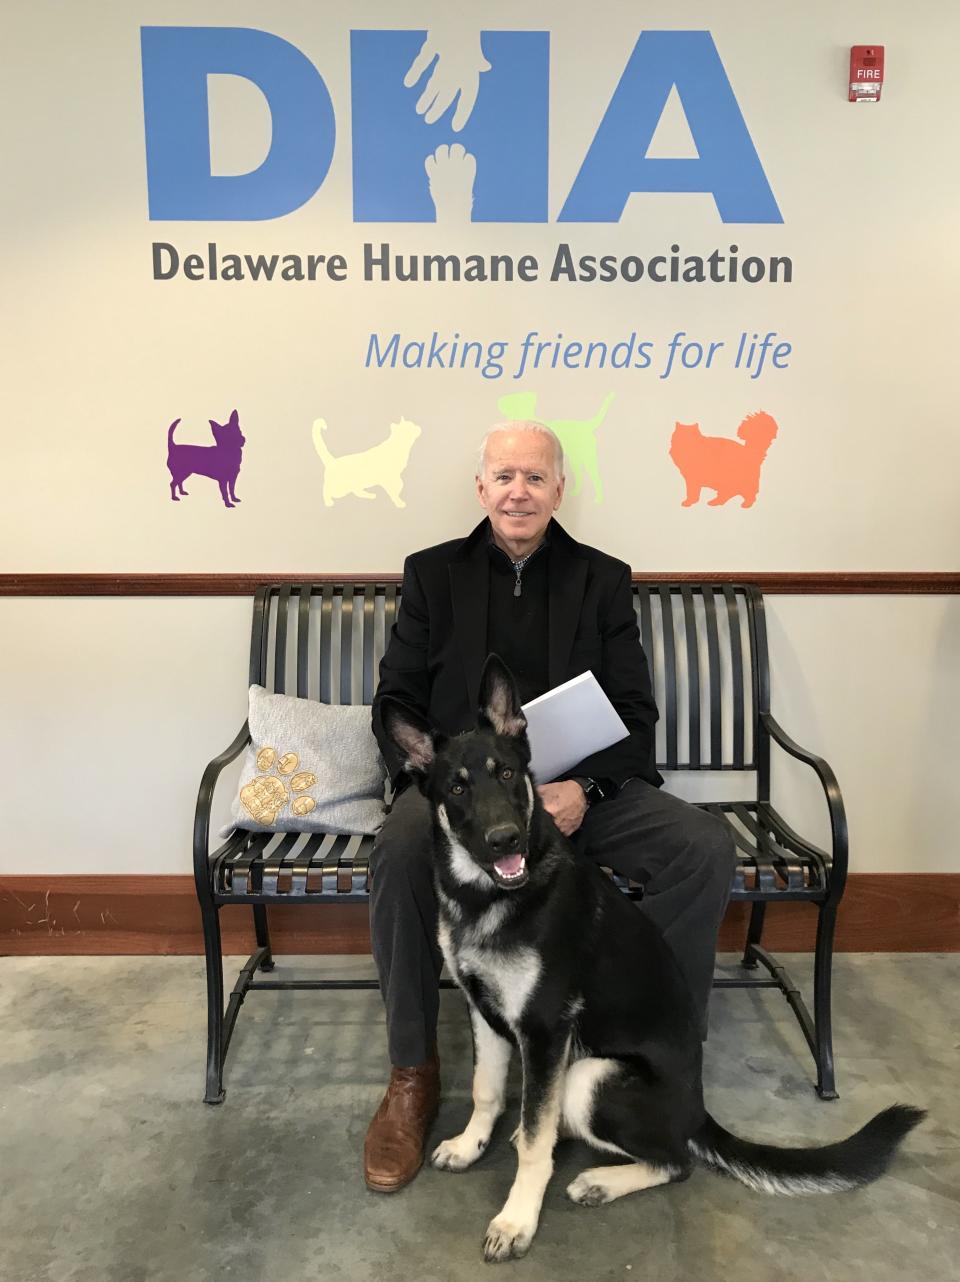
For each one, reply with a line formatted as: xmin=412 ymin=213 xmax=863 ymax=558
xmin=2 ymin=5 xmax=957 ymax=879
xmin=3 ymin=2 xmax=960 ymax=573
xmin=1 ymin=593 xmax=956 ymax=876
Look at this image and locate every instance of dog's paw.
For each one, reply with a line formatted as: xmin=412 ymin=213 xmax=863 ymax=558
xmin=483 ymin=1215 xmax=534 ymax=1263
xmin=431 ymin=1133 xmax=487 ymax=1172
xmin=566 ymin=1173 xmax=612 ymax=1206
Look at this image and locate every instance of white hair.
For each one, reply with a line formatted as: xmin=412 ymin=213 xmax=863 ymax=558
xmin=476 ymin=420 xmax=565 ymax=478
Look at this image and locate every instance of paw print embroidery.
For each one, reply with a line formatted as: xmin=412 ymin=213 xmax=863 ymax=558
xmin=240 ymin=747 xmax=317 ymax=825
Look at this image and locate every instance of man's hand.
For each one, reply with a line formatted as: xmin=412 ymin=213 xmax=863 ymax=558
xmin=537 ymin=780 xmax=588 ymax=837
xmin=403 ymin=30 xmax=491 ymax=132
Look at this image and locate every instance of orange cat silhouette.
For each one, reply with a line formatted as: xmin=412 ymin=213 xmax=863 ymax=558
xmin=669 ymin=411 xmax=778 ymax=508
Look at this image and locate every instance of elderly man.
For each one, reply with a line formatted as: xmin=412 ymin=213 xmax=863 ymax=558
xmin=364 ymin=420 xmax=736 ymax=1192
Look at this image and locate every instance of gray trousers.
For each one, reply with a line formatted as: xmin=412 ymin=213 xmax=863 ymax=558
xmin=368 ymin=779 xmax=737 ymax=1067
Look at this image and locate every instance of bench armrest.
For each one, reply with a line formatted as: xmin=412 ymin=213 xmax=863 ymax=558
xmin=193 ymin=721 xmax=251 ymax=886
xmin=759 ymin=711 xmax=849 ymax=896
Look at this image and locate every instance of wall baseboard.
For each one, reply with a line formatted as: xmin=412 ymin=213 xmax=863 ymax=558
xmin=2 ymin=572 xmax=959 ymax=595
xmin=1 ymin=874 xmax=956 ymax=956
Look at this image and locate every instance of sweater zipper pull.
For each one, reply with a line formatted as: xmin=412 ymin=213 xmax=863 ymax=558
xmin=514 ymin=572 xmax=522 ymax=598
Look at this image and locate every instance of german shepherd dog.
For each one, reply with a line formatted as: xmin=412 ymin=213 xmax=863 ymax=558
xmin=380 ymin=656 xmax=924 ymax=1264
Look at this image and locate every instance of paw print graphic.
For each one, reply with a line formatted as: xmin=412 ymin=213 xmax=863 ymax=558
xmin=240 ymin=746 xmax=317 ymax=825
xmin=424 ymin=143 xmax=476 ymax=222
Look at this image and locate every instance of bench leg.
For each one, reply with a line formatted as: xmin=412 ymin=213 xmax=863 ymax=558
xmin=813 ymin=902 xmax=839 ymax=1100
xmin=201 ymin=899 xmax=227 ymax=1105
xmin=741 ymin=901 xmax=766 ymax=969
xmin=253 ymin=905 xmax=275 ymax=972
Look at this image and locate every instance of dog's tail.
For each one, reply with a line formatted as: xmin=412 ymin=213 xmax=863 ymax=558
xmin=167 ymin=418 xmax=181 ymax=448
xmin=311 ymin=418 xmax=333 ymax=464
xmin=590 ymin=392 xmax=616 ymax=427
xmin=690 ymin=1104 xmax=924 ymax=1196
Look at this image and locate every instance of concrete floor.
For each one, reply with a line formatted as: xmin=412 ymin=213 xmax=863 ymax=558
xmin=2 ymin=952 xmax=957 ymax=1282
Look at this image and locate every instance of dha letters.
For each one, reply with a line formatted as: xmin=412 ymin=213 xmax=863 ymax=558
xmin=151 ymin=242 xmax=793 ymax=285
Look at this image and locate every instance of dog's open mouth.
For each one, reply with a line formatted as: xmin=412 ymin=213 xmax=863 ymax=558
xmin=491 ymin=852 xmax=528 ymax=889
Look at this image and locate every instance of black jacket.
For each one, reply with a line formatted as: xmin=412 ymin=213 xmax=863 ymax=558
xmin=372 ymin=518 xmax=662 ymax=791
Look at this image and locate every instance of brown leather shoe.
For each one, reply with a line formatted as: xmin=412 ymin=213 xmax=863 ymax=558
xmin=364 ymin=1048 xmax=440 ymax=1193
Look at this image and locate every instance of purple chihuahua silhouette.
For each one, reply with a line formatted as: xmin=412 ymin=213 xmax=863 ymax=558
xmin=167 ymin=409 xmax=245 ymax=508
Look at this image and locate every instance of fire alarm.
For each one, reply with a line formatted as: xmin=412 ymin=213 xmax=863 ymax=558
xmin=849 ymin=46 xmax=884 ymax=102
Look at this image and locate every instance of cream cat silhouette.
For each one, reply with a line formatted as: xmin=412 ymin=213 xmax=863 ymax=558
xmin=311 ymin=417 xmax=422 ymax=507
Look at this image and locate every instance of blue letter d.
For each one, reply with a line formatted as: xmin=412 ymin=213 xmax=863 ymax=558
xmin=141 ymin=26 xmax=335 ymax=220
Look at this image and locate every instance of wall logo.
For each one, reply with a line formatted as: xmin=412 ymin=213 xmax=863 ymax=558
xmin=166 ymin=409 xmax=245 ymax=508
xmin=141 ymin=27 xmax=781 ymax=224
xmin=311 ymin=417 xmax=422 ymax=507
xmin=668 ymin=411 xmax=778 ymax=508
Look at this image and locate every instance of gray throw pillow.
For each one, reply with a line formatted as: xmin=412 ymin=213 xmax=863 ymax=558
xmin=226 ymin=685 xmax=387 ymax=836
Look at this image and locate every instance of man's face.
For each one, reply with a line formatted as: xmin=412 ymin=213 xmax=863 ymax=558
xmin=476 ymin=430 xmax=564 ymax=558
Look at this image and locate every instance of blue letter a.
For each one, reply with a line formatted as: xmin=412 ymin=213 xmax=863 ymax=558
xmin=141 ymin=26 xmax=335 ymax=220
xmin=559 ymin=31 xmax=781 ymax=224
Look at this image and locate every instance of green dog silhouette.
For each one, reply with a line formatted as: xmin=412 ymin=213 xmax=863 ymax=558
xmin=496 ymin=390 xmax=613 ymax=504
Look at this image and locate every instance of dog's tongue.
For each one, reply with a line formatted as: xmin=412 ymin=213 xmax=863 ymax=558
xmin=494 ymin=852 xmax=524 ymax=877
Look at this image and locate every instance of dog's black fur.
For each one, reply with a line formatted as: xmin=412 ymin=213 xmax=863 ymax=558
xmin=381 ymin=656 xmax=924 ymax=1263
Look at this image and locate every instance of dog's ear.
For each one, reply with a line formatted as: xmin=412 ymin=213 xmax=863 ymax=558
xmin=228 ymin=409 xmax=239 ymax=426
xmin=380 ymin=697 xmax=436 ymax=774
xmin=478 ymin=654 xmax=527 ymax=738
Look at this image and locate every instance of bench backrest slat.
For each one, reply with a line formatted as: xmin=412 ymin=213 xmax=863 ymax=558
xmin=703 ymin=585 xmax=723 ymax=764
xmin=250 ymin=581 xmax=767 ymax=773
xmin=319 ymin=583 xmax=335 ymax=703
xmin=297 ymin=584 xmax=311 ymax=697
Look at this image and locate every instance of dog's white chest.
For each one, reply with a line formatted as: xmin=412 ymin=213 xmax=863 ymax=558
xmin=441 ymin=921 xmax=542 ymax=1029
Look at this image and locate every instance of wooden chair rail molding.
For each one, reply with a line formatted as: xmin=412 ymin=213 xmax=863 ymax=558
xmin=1 ymin=874 xmax=957 ymax=955
xmin=1 ymin=572 xmax=959 ymax=595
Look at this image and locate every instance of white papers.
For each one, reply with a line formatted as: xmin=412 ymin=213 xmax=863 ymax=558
xmin=521 ymin=671 xmax=629 ymax=783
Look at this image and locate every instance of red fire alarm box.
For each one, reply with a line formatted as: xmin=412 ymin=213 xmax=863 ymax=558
xmin=850 ymin=46 xmax=884 ymax=102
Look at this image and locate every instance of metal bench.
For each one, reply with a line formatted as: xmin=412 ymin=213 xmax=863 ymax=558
xmin=194 ymin=581 xmax=847 ymax=1105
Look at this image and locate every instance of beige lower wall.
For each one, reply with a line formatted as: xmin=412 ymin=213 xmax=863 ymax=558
xmin=1 ymin=593 xmax=957 ymax=875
